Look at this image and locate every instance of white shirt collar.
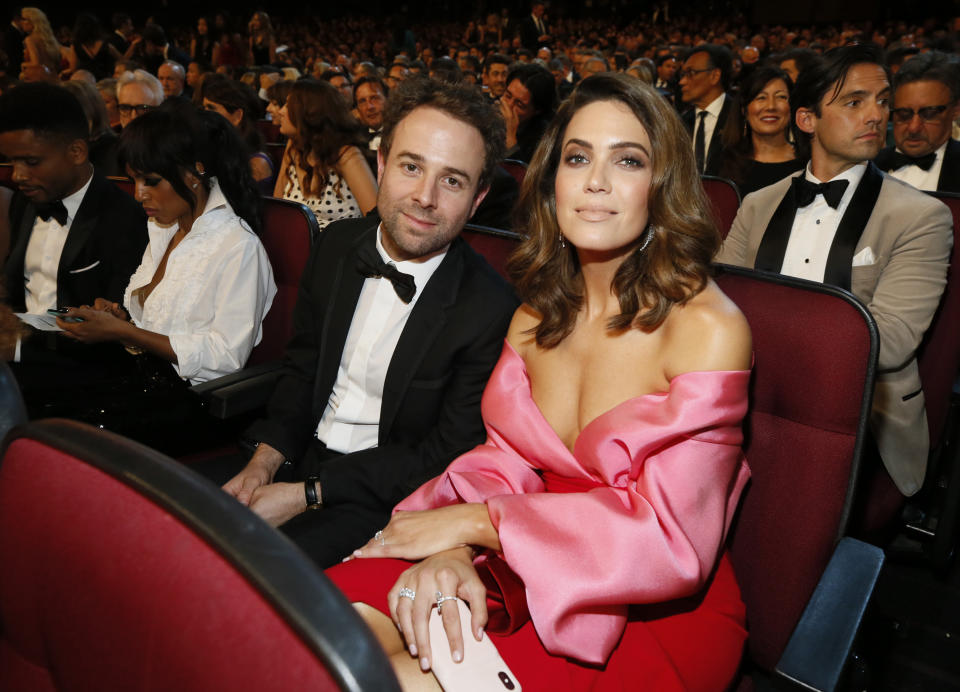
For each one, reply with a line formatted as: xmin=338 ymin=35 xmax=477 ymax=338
xmin=698 ymin=92 xmax=726 ymax=118
xmin=375 ymin=225 xmax=447 ymax=301
xmin=61 ymin=171 xmax=94 ymax=225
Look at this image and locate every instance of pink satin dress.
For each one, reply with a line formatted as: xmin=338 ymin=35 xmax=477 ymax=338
xmin=327 ymin=341 xmax=751 ymax=691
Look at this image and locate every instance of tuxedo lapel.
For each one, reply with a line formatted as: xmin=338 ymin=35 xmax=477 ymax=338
xmin=378 ymin=238 xmax=464 ymax=442
xmin=56 ymin=175 xmax=104 ymax=285
xmin=313 ymin=224 xmax=373 ymax=410
xmin=4 ymin=196 xmax=38 ymax=310
xmin=938 ymin=140 xmax=960 ymax=193
xmin=823 ymin=163 xmax=883 ymax=289
xmin=754 ymin=173 xmax=804 ymax=273
xmin=705 ymin=96 xmax=731 ymax=174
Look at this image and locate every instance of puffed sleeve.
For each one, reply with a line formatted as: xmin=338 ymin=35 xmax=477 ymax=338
xmin=397 ymin=343 xmax=750 ymax=665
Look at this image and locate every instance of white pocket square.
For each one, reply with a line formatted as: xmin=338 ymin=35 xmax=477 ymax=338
xmin=69 ymin=260 xmax=101 ymax=274
xmin=852 ymin=247 xmax=876 ymax=267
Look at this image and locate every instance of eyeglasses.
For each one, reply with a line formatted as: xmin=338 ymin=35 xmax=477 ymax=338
xmin=118 ymin=103 xmax=155 ymax=116
xmin=890 ymin=104 xmax=951 ymax=123
xmin=679 ymin=67 xmax=715 ymax=80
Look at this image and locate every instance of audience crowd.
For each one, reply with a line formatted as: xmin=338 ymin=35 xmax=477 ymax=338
xmin=1 ymin=3 xmax=958 ymax=689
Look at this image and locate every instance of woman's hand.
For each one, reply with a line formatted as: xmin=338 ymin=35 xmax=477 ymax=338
xmin=57 ymin=306 xmax=131 ymax=343
xmin=350 ymin=504 xmax=500 ymax=561
xmin=389 ymin=546 xmax=488 ymax=672
xmin=92 ymin=298 xmax=129 ymax=321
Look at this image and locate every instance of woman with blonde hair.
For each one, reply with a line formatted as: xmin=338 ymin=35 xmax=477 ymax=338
xmin=274 ymin=79 xmax=377 ymax=229
xmin=328 ymin=73 xmax=752 ymax=691
xmin=20 ymin=7 xmax=63 ymax=75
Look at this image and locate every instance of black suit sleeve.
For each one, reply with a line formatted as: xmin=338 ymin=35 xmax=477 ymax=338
xmin=316 ymin=288 xmax=516 ymax=510
xmin=97 ymin=184 xmax=148 ymax=306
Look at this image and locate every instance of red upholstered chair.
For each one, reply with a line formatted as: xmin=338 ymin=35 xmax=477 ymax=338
xmin=0 ymin=419 xmax=400 ymax=692
xmin=462 ymin=223 xmax=523 ymax=281
xmin=189 ymin=196 xmax=317 ymax=419
xmin=500 ymin=159 xmax=527 ymax=187
xmin=248 ymin=196 xmax=319 ymax=365
xmin=714 ymin=264 xmax=884 ymax=690
xmin=257 ymin=118 xmax=282 ymax=144
xmin=702 ymin=175 xmax=741 ymax=239
xmin=107 ymin=176 xmax=136 ymax=198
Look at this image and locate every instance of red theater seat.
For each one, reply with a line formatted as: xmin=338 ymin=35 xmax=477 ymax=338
xmin=714 ymin=264 xmax=884 ymax=690
xmin=0 ymin=419 xmax=400 ymax=692
xmin=462 ymin=223 xmax=523 ymax=280
xmin=702 ymin=174 xmax=741 ymax=239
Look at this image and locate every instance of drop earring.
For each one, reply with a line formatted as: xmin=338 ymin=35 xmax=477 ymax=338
xmin=559 ymin=231 xmax=565 ymax=248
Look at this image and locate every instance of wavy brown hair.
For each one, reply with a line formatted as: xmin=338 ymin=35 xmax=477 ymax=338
xmin=508 ymin=73 xmax=720 ymax=348
xmin=285 ymin=79 xmax=368 ymax=197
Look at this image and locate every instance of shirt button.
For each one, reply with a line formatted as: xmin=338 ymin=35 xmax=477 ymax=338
xmin=804 ymin=258 xmax=810 ymax=263
xmin=816 ymin=219 xmax=821 ymax=225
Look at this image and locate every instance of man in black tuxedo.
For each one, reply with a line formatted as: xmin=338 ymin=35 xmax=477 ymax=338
xmin=679 ymin=45 xmax=734 ymax=176
xmin=0 ymin=83 xmax=147 ymax=320
xmin=874 ymin=51 xmax=960 ymax=193
xmin=223 ymin=77 xmax=518 ymax=567
xmin=518 ymin=1 xmax=550 ymax=51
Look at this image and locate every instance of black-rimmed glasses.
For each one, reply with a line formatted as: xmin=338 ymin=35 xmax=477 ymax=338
xmin=890 ymin=104 xmax=952 ymax=123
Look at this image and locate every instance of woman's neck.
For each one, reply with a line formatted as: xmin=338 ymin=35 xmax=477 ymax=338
xmin=577 ymin=248 xmax=630 ymax=321
xmin=177 ymin=186 xmax=209 ymax=235
xmin=751 ymin=131 xmax=795 ymax=163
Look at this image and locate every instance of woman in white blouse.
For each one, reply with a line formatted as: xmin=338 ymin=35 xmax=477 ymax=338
xmin=59 ymin=102 xmax=276 ymax=386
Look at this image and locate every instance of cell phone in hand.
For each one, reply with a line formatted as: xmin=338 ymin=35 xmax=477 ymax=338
xmin=46 ymin=308 xmax=83 ymax=323
xmin=428 ymin=598 xmax=521 ymax=692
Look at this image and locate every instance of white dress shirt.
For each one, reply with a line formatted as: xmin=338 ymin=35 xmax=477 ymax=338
xmin=23 ymin=173 xmax=94 ymax=314
xmin=693 ymin=92 xmax=726 ymax=162
xmin=124 ymin=178 xmax=277 ymax=384
xmin=781 ymin=162 xmax=867 ymax=282
xmin=316 ymin=227 xmax=447 ymax=453
xmin=887 ymin=140 xmax=947 ymax=191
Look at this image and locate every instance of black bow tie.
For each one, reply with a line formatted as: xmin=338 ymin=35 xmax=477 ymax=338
xmin=885 ymin=150 xmax=937 ymax=171
xmin=791 ymin=177 xmax=850 ymax=209
xmin=356 ymin=241 xmax=416 ymax=303
xmin=36 ymin=200 xmax=68 ymax=226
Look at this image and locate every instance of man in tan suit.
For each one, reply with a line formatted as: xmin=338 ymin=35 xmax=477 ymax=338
xmin=717 ymin=43 xmax=953 ymax=497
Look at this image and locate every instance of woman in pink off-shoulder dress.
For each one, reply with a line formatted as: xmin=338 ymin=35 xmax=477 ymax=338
xmin=327 ymin=73 xmax=753 ymax=692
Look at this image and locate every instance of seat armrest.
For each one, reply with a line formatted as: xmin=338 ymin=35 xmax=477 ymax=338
xmin=190 ymin=361 xmax=284 ymax=419
xmin=774 ymin=537 xmax=885 ymax=691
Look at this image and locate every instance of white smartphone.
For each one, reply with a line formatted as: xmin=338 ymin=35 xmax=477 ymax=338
xmin=428 ymin=598 xmax=521 ymax=692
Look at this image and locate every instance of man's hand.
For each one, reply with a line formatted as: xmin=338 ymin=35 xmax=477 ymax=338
xmin=222 ymin=442 xmax=286 ymax=506
xmin=248 ymin=482 xmax=307 ymax=527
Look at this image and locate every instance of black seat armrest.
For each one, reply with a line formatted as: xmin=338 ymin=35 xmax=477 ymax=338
xmin=774 ymin=537 xmax=884 ymax=691
xmin=190 ymin=361 xmax=284 ymax=419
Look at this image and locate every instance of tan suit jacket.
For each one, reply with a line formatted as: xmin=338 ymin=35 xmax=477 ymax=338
xmin=717 ymin=168 xmax=953 ymax=495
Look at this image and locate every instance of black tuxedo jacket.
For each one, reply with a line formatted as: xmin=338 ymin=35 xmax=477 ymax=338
xmin=247 ymin=216 xmax=518 ymax=511
xmin=682 ymin=95 xmax=733 ymax=177
xmin=518 ymin=14 xmax=548 ymax=50
xmin=874 ymin=139 xmax=960 ymax=193
xmin=4 ymin=174 xmax=148 ymax=312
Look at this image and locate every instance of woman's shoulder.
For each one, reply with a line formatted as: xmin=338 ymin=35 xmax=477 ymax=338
xmin=663 ymin=281 xmax=751 ymax=378
xmin=505 ymin=304 xmax=541 ymax=358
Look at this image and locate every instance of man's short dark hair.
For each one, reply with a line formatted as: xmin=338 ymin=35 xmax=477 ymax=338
xmin=792 ymin=43 xmax=888 ymax=116
xmin=379 ymin=75 xmax=506 ymax=193
xmin=484 ymin=53 xmax=510 ymax=73
xmin=685 ymin=45 xmax=733 ymax=91
xmin=319 ymin=69 xmax=351 ymax=84
xmin=354 ymin=75 xmax=386 ymax=100
xmin=778 ymin=48 xmax=819 ymax=76
xmin=0 ymin=83 xmax=89 ymax=143
xmin=655 ymin=54 xmax=676 ymax=68
xmin=893 ymin=50 xmax=960 ymax=103
xmin=886 ymin=45 xmax=920 ymax=71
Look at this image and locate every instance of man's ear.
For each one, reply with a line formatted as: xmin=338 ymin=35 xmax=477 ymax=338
xmin=229 ymin=108 xmax=244 ymax=128
xmin=469 ymin=185 xmax=490 ymax=219
xmin=708 ymin=67 xmax=721 ymax=87
xmin=376 ymin=147 xmax=386 ymax=185
xmin=795 ymin=107 xmax=817 ymax=135
xmin=66 ymin=138 xmax=89 ymax=166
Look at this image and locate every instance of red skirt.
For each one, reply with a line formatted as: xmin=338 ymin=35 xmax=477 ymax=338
xmin=327 ymin=550 xmax=745 ymax=692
